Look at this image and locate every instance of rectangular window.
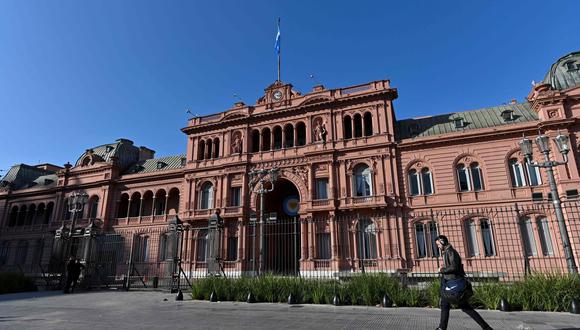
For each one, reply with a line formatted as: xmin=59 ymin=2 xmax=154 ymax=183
xmin=227 ymin=236 xmax=238 ymax=261
xmin=315 ymin=179 xmax=329 ymax=200
xmin=458 ymin=167 xmax=470 ymax=192
xmin=409 ymin=172 xmax=420 ymax=196
xmin=230 ymin=187 xmax=241 ymax=207
xmin=422 ymin=171 xmax=433 ymax=195
xmin=415 ymin=224 xmax=427 ymax=258
xmin=196 ymin=231 xmax=208 ymax=262
xmin=537 ymin=218 xmax=554 ymax=256
xmin=526 ymin=163 xmax=542 ymax=186
xmin=471 ymin=166 xmax=483 ymax=191
xmin=316 ymin=233 xmax=331 ymax=260
xmin=480 ymin=220 xmax=496 ymax=256
xmin=510 ymin=160 xmax=525 ymax=187
xmin=465 ymin=220 xmax=479 ymax=257
xmin=521 ymin=218 xmax=537 ymax=257
xmin=428 ymin=222 xmax=440 ymax=257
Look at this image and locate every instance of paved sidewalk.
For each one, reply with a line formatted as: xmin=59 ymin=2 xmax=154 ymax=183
xmin=0 ymin=290 xmax=578 ymax=329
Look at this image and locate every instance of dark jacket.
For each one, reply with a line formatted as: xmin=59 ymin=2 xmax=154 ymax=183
xmin=440 ymin=244 xmax=466 ymax=280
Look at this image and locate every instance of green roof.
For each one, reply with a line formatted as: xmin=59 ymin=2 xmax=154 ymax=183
xmin=75 ymin=138 xmax=141 ymax=171
xmin=0 ymin=164 xmax=57 ymax=191
xmin=395 ymin=102 xmax=537 ymax=140
xmin=542 ymin=51 xmax=580 ymax=91
xmin=123 ymin=154 xmax=186 ymax=175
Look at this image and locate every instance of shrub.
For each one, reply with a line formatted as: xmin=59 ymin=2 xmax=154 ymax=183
xmin=0 ymin=272 xmax=37 ymax=294
xmin=189 ymin=273 xmax=579 ymax=312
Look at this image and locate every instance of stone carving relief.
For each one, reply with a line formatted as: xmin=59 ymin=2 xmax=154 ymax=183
xmin=292 ymin=166 xmax=309 ymax=184
xmin=547 ymin=109 xmax=560 ymax=119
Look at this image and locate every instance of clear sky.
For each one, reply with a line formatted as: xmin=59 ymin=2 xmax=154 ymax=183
xmin=0 ymin=0 xmax=579 ymax=173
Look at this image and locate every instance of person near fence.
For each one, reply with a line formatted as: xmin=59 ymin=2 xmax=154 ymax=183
xmin=63 ymin=258 xmax=85 ymax=294
xmin=435 ymin=235 xmax=492 ymax=330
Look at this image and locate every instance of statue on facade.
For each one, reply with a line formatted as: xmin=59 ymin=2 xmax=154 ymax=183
xmin=231 ymin=134 xmax=242 ymax=154
xmin=313 ymin=119 xmax=327 ymax=143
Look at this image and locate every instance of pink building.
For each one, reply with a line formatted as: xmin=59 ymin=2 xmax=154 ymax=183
xmin=1 ymin=52 xmax=579 ymax=283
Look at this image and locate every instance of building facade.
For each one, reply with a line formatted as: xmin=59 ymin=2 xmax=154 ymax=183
xmin=1 ymin=52 xmax=579 ymax=281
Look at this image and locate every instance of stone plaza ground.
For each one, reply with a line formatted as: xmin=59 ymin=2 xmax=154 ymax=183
xmin=0 ymin=290 xmax=579 ymax=329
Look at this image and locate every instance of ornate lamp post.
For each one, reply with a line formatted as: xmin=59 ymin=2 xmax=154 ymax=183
xmin=247 ymin=167 xmax=279 ymax=276
xmin=519 ymin=131 xmax=578 ymax=274
xmin=168 ymin=216 xmax=184 ymax=293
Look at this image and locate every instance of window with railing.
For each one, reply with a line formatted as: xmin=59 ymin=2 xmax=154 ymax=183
xmin=520 ymin=215 xmax=554 ymax=257
xmin=316 ymin=232 xmax=331 ymax=260
xmin=464 ymin=218 xmax=496 ymax=257
xmin=414 ymin=221 xmax=440 ymax=258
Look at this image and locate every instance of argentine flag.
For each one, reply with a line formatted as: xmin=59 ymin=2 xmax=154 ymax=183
xmin=274 ymin=20 xmax=281 ymax=55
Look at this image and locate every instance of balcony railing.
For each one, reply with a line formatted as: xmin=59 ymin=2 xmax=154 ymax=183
xmin=312 ymin=199 xmax=331 ymax=207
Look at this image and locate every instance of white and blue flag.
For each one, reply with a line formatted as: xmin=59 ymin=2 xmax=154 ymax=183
xmin=274 ymin=19 xmax=281 ymax=55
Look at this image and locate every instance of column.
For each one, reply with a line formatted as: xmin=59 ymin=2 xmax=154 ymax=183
xmin=293 ymin=126 xmax=298 ymax=147
xmin=237 ymin=220 xmax=244 ymax=262
xmin=138 ymin=198 xmax=143 ymax=218
xmin=151 ymin=197 xmax=156 ymax=216
xmin=126 ymin=199 xmax=132 ymax=224
xmin=282 ymin=127 xmax=286 ymax=148
xmin=329 ymin=215 xmax=338 ymax=260
xmin=270 ymin=130 xmax=275 ymax=150
xmin=328 ymin=161 xmax=336 ymax=200
xmin=308 ymin=218 xmax=314 ymax=260
xmin=164 ymin=195 xmax=169 ymax=220
xmin=308 ymin=164 xmax=314 ymax=201
xmin=300 ymin=219 xmax=308 ymax=260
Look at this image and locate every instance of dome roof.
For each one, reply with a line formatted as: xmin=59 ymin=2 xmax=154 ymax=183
xmin=542 ymin=51 xmax=580 ymax=90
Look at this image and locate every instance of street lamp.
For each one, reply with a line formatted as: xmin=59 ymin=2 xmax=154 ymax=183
xmin=519 ymin=131 xmax=577 ymax=274
xmin=68 ymin=192 xmax=89 ymax=237
xmin=247 ymin=167 xmax=279 ymax=276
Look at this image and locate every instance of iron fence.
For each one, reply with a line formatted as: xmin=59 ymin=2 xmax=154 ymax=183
xmin=1 ymin=200 xmax=579 ymax=290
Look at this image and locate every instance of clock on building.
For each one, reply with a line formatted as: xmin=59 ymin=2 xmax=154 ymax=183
xmin=272 ymin=90 xmax=283 ymax=101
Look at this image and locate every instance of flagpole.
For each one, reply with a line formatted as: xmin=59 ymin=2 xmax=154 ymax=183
xmin=277 ymin=18 xmax=281 ymax=82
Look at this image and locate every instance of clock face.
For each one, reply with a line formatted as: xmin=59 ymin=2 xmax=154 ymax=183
xmin=272 ymin=90 xmax=283 ymax=101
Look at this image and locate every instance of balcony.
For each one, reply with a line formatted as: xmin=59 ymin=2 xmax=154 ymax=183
xmin=224 ymin=206 xmax=243 ymax=216
xmin=340 ymin=195 xmax=386 ymax=209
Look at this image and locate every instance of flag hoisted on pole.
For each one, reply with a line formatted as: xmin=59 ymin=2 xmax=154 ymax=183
xmin=274 ymin=18 xmax=281 ymax=82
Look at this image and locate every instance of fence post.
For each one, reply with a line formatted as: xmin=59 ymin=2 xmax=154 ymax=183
xmin=125 ymin=233 xmax=135 ymax=291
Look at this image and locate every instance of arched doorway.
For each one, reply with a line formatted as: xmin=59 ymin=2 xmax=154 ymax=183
xmin=260 ymin=179 xmax=301 ymax=274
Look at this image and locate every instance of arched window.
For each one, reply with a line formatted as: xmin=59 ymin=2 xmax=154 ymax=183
xmin=414 ymin=221 xmax=439 ymax=258
xmin=206 ymin=139 xmax=213 ymax=159
xmin=198 ymin=140 xmax=205 ymax=160
xmin=509 ymin=158 xmax=526 ymax=187
xmin=89 ymin=196 xmax=99 ymax=219
xmin=363 ymin=112 xmax=373 ymax=136
xmin=409 ymin=169 xmax=420 ymax=196
xmin=357 ymin=219 xmax=377 ymax=259
xmin=35 ymin=203 xmax=45 ymax=224
xmin=25 ymin=204 xmax=35 ymax=225
xmin=408 ymin=167 xmax=434 ymax=196
xmin=18 ymin=205 xmax=28 ymax=225
xmin=251 ymin=129 xmax=260 ymax=152
xmin=200 ymin=182 xmax=214 ymax=209
xmin=213 ymin=138 xmax=220 ymax=158
xmin=296 ymin=122 xmax=306 ymax=146
xmin=509 ymin=158 xmax=542 ymax=187
xmin=353 ymin=114 xmax=362 ymax=138
xmin=344 ymin=115 xmax=352 ymax=140
xmin=45 ymin=202 xmax=54 ymax=224
xmin=353 ymin=164 xmax=372 ymax=197
xmin=141 ymin=191 xmax=154 ymax=216
xmin=8 ymin=206 xmax=18 ymax=227
xmin=167 ymin=188 xmax=180 ymax=215
xmin=520 ymin=215 xmax=554 ymax=256
xmin=117 ymin=194 xmax=129 ymax=218
xmin=262 ymin=128 xmax=271 ymax=151
xmin=456 ymin=160 xmax=485 ymax=192
xmin=154 ymin=190 xmax=166 ymax=215
xmin=284 ymin=123 xmax=294 ymax=148
xmin=129 ymin=192 xmax=141 ymax=217
xmin=273 ymin=126 xmax=282 ymax=150
xmin=470 ymin=163 xmax=483 ymax=191
xmin=464 ymin=217 xmax=496 ymax=257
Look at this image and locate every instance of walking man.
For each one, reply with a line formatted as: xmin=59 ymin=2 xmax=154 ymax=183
xmin=63 ymin=257 xmax=85 ymax=294
xmin=435 ymin=235 xmax=492 ymax=330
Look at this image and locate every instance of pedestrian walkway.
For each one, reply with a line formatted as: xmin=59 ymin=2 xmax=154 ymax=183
xmin=0 ymin=290 xmax=578 ymax=329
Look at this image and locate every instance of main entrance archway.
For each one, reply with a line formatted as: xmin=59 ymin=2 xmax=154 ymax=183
xmin=262 ymin=179 xmax=301 ymax=274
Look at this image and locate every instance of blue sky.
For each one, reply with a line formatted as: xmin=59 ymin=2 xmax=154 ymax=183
xmin=0 ymin=0 xmax=579 ymax=173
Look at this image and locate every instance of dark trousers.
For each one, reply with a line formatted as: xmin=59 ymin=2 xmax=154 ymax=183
xmin=63 ymin=276 xmax=79 ymax=293
xmin=438 ymin=298 xmax=490 ymax=330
